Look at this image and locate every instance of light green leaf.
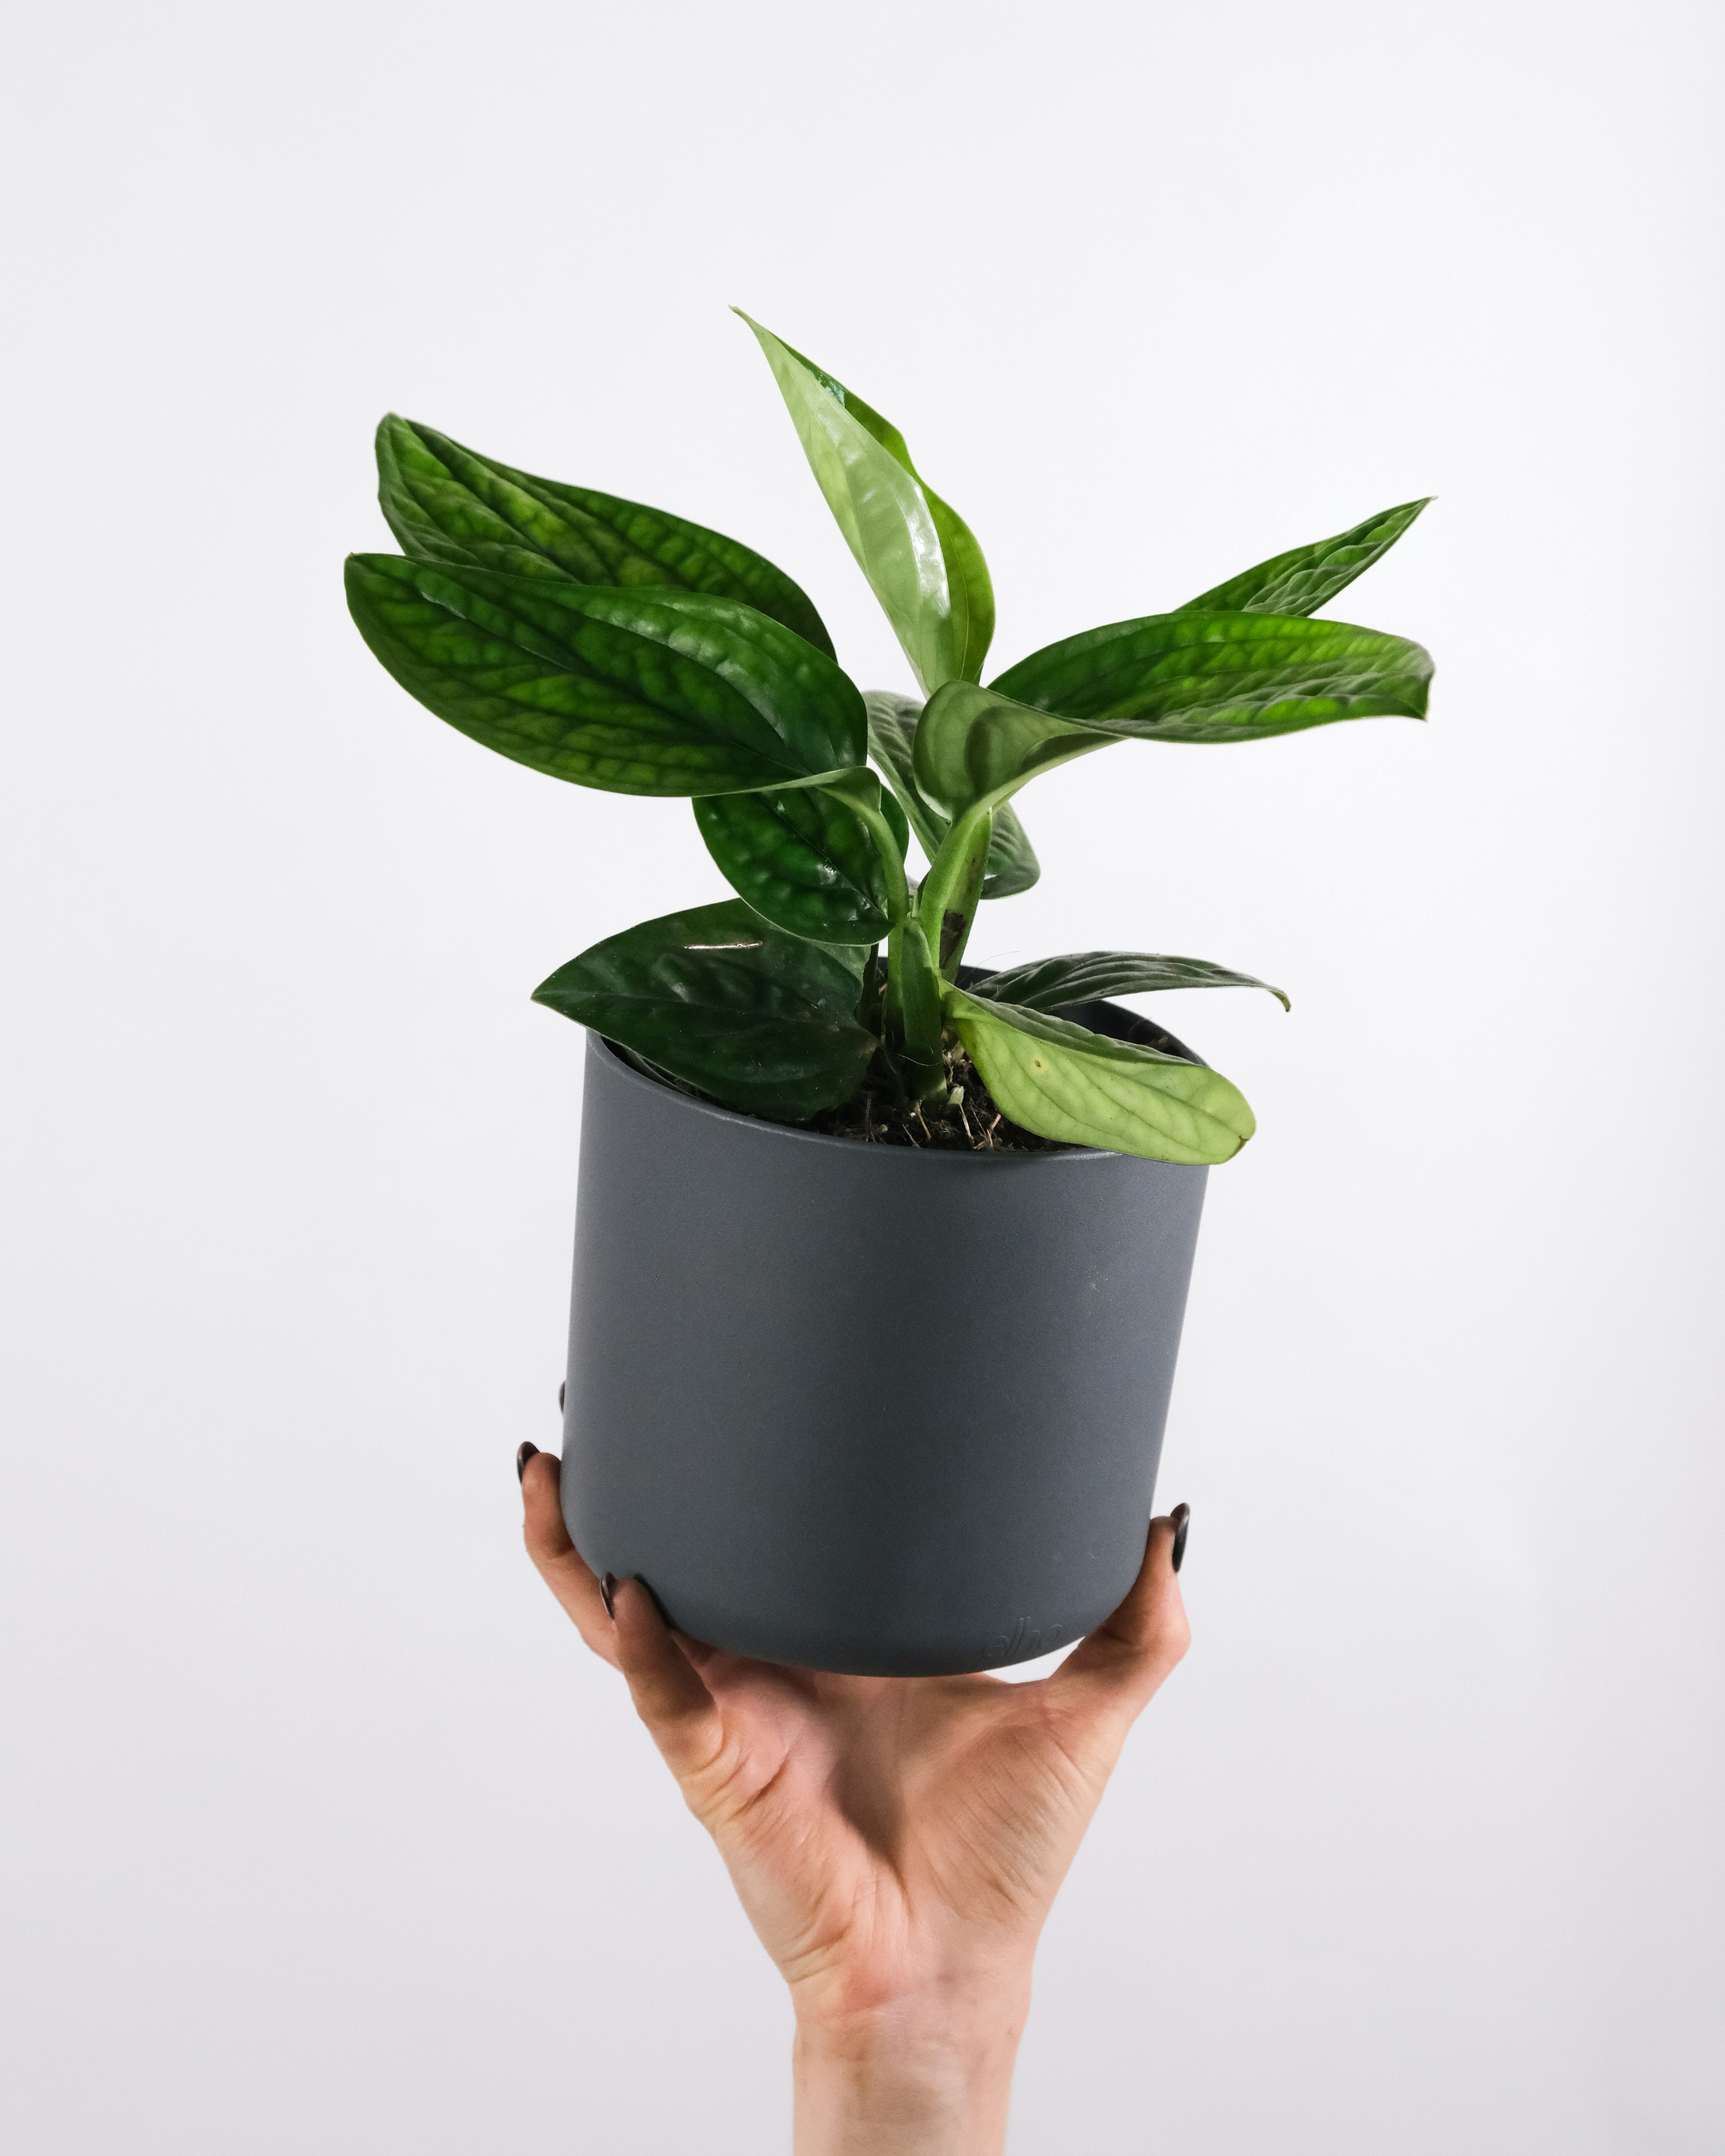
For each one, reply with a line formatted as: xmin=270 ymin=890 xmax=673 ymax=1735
xmin=693 ymin=781 xmax=896 ymax=946
xmin=737 ymin=313 xmax=993 ymax=691
xmin=974 ymin=950 xmax=1289 ymax=1012
xmin=376 ymin=415 xmax=835 ymax=655
xmin=912 ymin=680 xmax=1111 ymax=819
xmin=988 ymin=611 xmax=1432 ymax=743
xmin=1178 ymin=499 xmax=1431 ymax=618
xmin=345 ymin=556 xmax=865 ymax=796
xmin=943 ymin=983 xmax=1255 ymax=1165
xmin=865 ymin=691 xmax=1040 ymax=896
xmin=533 ymin=901 xmax=875 ymax=1120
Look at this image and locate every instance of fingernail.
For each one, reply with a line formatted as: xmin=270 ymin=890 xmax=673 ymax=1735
xmin=558 ymin=1381 xmax=566 ymax=1414
xmin=600 ymin=1573 xmax=617 ymax=1620
xmin=1170 ymin=1502 xmax=1191 ymax=1574
xmin=517 ymin=1441 xmax=538 ymax=1484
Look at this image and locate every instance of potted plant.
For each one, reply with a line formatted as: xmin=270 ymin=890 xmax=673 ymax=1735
xmin=345 ymin=313 xmax=1433 ymax=1676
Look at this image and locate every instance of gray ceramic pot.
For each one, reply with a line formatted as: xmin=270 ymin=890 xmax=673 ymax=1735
xmin=559 ymin=983 xmax=1208 ymax=1676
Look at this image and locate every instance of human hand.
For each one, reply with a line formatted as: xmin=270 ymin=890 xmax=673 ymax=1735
xmin=520 ymin=1444 xmax=1190 ymax=2156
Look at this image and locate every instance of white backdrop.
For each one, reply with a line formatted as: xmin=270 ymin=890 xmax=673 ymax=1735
xmin=3 ymin=2 xmax=1721 ymax=2149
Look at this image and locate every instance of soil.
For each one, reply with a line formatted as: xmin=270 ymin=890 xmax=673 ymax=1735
xmin=806 ymin=1041 xmax=1070 ymax=1153
xmin=614 ymin=1038 xmax=1069 ymax=1152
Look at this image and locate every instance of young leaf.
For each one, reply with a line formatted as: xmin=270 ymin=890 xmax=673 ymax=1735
xmin=376 ymin=415 xmax=835 ymax=655
xmin=974 ymin=951 xmax=1290 ymax=1012
xmin=988 ymin=612 xmax=1433 ymax=743
xmin=866 ymin=691 xmax=1041 ymax=896
xmin=913 ymin=680 xmax=1110 ymax=818
xmin=345 ymin=556 xmax=865 ymax=796
xmin=943 ymin=984 xmax=1256 ymax=1166
xmin=737 ymin=313 xmax=993 ymax=692
xmin=533 ymin=901 xmax=876 ymax=1121
xmin=1178 ymin=499 xmax=1431 ymax=619
xmin=693 ymin=781 xmax=897 ymax=946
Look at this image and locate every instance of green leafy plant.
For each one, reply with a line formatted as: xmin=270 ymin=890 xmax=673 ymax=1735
xmin=345 ymin=315 xmax=1433 ymax=1164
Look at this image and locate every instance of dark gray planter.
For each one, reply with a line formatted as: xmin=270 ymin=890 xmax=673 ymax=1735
xmin=559 ymin=984 xmax=1208 ymax=1677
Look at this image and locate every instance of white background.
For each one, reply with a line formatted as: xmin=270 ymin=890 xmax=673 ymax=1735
xmin=3 ymin=2 xmax=1721 ymax=2149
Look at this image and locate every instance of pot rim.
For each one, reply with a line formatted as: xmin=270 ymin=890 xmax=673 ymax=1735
xmin=590 ymin=977 xmax=1204 ymax=1169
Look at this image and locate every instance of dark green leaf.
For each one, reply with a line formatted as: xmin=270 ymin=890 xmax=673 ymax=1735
xmin=376 ymin=415 xmax=835 ymax=656
xmin=865 ymin=692 xmax=946 ymax=858
xmin=693 ymin=782 xmax=895 ymax=945
xmin=974 ymin=950 xmax=1289 ymax=1012
xmin=1178 ymin=499 xmax=1431 ymax=618
xmin=977 ymin=806 xmax=1040 ymax=899
xmin=865 ymin=691 xmax=1041 ymax=897
xmin=988 ymin=611 xmax=1433 ymax=743
xmin=533 ymin=901 xmax=875 ymax=1120
xmin=737 ymin=313 xmax=994 ymax=691
xmin=943 ymin=983 xmax=1255 ymax=1165
xmin=345 ymin=556 xmax=865 ymax=796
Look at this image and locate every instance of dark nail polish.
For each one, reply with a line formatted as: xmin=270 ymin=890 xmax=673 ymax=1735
xmin=600 ymin=1573 xmax=617 ymax=1620
xmin=1170 ymin=1502 xmax=1191 ymax=1574
xmin=558 ymin=1381 xmax=566 ymax=1414
xmin=517 ymin=1441 xmax=538 ymax=1484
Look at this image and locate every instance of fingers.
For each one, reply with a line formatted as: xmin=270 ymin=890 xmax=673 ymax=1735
xmin=519 ymin=1449 xmax=621 ymax=1670
xmin=1045 ymin=1508 xmax=1193 ymax=1742
xmin=610 ymin=1578 xmax=729 ymax=1788
xmin=517 ymin=1449 xmax=732 ymax=1791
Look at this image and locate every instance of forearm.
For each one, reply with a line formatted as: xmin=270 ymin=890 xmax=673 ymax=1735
xmin=792 ymin=1984 xmax=1030 ymax=2156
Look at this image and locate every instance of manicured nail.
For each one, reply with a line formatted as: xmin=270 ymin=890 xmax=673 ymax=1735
xmin=600 ymin=1573 xmax=617 ymax=1620
xmin=1170 ymin=1502 xmax=1191 ymax=1574
xmin=558 ymin=1381 xmax=566 ymax=1413
xmin=517 ymin=1441 xmax=538 ymax=1484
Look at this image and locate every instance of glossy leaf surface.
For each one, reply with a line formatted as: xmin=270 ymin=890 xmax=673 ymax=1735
xmin=943 ymin=984 xmax=1256 ymax=1165
xmin=345 ymin=556 xmax=865 ymax=796
xmin=988 ymin=611 xmax=1432 ymax=743
xmin=866 ymin=691 xmax=1040 ymax=896
xmin=913 ymin=680 xmax=1110 ymax=818
xmin=693 ymin=782 xmax=894 ymax=945
xmin=377 ymin=415 xmax=834 ymax=655
xmin=1178 ymin=499 xmax=1431 ymax=618
xmin=738 ymin=314 xmax=992 ymax=692
xmin=789 ymin=368 xmax=995 ymax=684
xmin=975 ymin=950 xmax=1289 ymax=1012
xmin=533 ymin=901 xmax=875 ymax=1120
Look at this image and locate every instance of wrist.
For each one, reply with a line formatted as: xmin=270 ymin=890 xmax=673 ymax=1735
xmin=792 ymin=1979 xmax=1030 ymax=2156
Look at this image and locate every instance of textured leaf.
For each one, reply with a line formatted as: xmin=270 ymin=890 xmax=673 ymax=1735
xmin=1178 ymin=499 xmax=1431 ymax=618
xmin=975 ymin=806 xmax=1040 ymax=899
xmin=345 ymin=556 xmax=865 ymax=796
xmin=693 ymin=782 xmax=895 ymax=945
xmin=738 ymin=313 xmax=992 ymax=692
xmin=865 ymin=692 xmax=946 ymax=857
xmin=866 ymin=691 xmax=1041 ymax=896
xmin=974 ymin=950 xmax=1289 ymax=1012
xmin=912 ymin=680 xmax=1110 ymax=818
xmin=944 ymin=984 xmax=1255 ymax=1165
xmin=376 ymin=415 xmax=834 ymax=655
xmin=988 ymin=611 xmax=1433 ymax=743
xmin=533 ymin=901 xmax=875 ymax=1120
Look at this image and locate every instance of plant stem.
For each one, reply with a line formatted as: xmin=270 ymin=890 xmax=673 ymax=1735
xmin=885 ymin=917 xmax=948 ymax=1101
xmin=917 ymin=802 xmax=994 ymax=980
xmin=826 ymin=769 xmax=912 ymax=933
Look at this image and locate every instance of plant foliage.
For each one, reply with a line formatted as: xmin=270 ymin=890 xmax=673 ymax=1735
xmin=346 ymin=320 xmax=1434 ymax=1164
